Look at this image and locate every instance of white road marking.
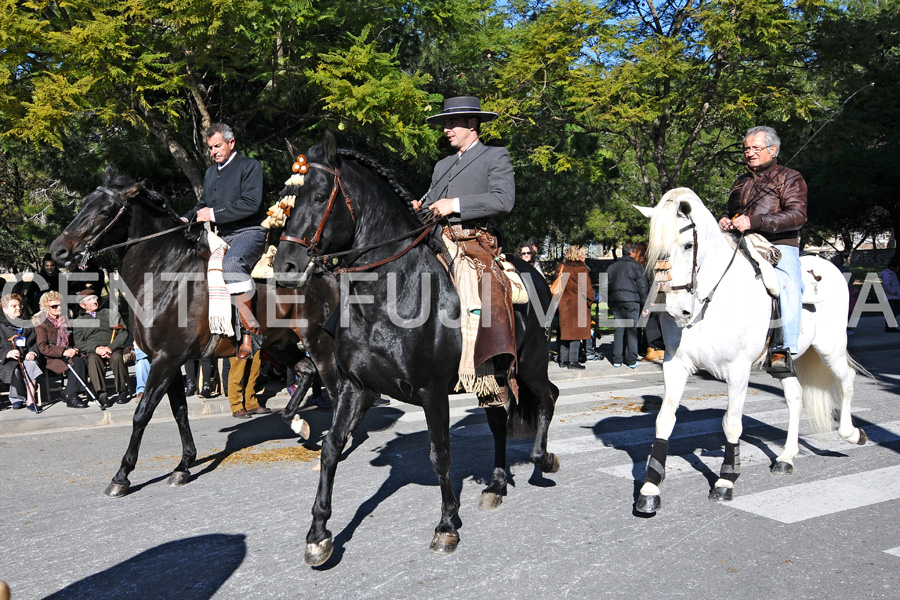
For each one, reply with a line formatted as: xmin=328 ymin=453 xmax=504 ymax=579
xmin=883 ymin=547 xmax=900 ymax=558
xmin=598 ymin=414 xmax=888 ymax=482
xmin=728 ymin=465 xmax=900 ymax=523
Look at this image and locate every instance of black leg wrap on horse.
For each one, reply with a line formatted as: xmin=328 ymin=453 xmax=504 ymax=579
xmin=645 ymin=438 xmax=669 ymax=486
xmin=719 ymin=441 xmax=741 ymax=483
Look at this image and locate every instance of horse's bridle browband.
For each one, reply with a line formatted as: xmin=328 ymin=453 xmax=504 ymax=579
xmin=279 ymin=160 xmax=438 ymax=273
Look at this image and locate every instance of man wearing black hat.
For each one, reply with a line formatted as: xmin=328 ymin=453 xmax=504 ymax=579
xmin=414 ymin=96 xmax=515 ymax=221
xmin=414 ymin=96 xmax=517 ymax=408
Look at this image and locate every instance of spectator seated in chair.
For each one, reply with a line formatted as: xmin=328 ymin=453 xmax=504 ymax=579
xmin=71 ymin=289 xmax=129 ymax=409
xmin=35 ymin=291 xmax=89 ymax=408
xmin=1 ymin=293 xmax=43 ymax=411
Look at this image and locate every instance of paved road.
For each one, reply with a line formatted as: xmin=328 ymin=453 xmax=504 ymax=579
xmin=2 ymin=345 xmax=899 ymax=599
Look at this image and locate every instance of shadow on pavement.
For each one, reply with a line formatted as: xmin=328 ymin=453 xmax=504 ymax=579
xmin=43 ymin=534 xmax=246 ymax=600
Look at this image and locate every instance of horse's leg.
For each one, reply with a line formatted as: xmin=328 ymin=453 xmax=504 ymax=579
xmin=709 ymin=371 xmax=750 ymax=501
xmin=166 ymin=374 xmax=196 ymax=486
xmin=282 ymin=357 xmax=317 ymax=422
xmin=530 ymin=381 xmax=561 ymax=474
xmin=479 ymin=405 xmax=508 ymax=510
xmin=104 ymin=362 xmax=178 ymax=497
xmin=422 ymin=394 xmax=460 ymax=554
xmin=635 ymin=363 xmax=689 ymax=514
xmin=772 ymin=376 xmax=803 ymax=474
xmin=305 ymin=382 xmax=373 ymax=567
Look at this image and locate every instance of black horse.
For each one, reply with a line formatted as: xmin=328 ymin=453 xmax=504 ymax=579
xmin=275 ymin=131 xmax=560 ymax=566
xmin=49 ymin=167 xmax=340 ymax=497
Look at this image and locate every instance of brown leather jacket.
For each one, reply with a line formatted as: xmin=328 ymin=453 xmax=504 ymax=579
xmin=722 ymin=160 xmax=808 ymax=247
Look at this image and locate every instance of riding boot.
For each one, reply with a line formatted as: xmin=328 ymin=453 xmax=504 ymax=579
xmin=236 ymin=294 xmax=263 ymax=361
xmin=199 ymin=375 xmax=216 ymax=398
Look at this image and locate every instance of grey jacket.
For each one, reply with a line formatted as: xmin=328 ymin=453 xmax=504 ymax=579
xmin=424 ymin=143 xmax=515 ymax=223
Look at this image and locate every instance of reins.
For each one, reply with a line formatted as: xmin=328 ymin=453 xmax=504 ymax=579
xmin=655 ymin=215 xmax=744 ymax=311
xmin=279 ymin=158 xmax=439 ymax=273
xmin=64 ymin=185 xmax=193 ymax=269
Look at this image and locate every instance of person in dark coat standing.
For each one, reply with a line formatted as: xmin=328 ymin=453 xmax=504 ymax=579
xmin=555 ymin=245 xmax=593 ymax=370
xmin=606 ymin=242 xmax=650 ymax=368
xmin=180 ymin=123 xmax=267 ymax=361
xmin=1 ymin=293 xmax=42 ymax=411
xmin=71 ymin=290 xmax=129 ymax=408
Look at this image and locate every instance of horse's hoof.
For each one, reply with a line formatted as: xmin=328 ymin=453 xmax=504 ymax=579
xmin=305 ymin=536 xmax=334 ymax=567
xmin=291 ymin=416 xmax=310 ymax=439
xmin=541 ymin=453 xmax=560 ymax=474
xmin=478 ymin=491 xmax=503 ymax=510
xmin=856 ymin=429 xmax=868 ymax=446
xmin=771 ymin=461 xmax=794 ymax=475
xmin=429 ymin=531 xmax=459 ymax=554
xmin=708 ymin=486 xmax=734 ymax=502
xmin=167 ymin=471 xmax=191 ymax=487
xmin=635 ymin=494 xmax=661 ymax=514
xmin=104 ymin=480 xmax=130 ymax=498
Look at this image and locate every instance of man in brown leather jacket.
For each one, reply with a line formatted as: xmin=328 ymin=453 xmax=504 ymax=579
xmin=719 ymin=126 xmax=807 ymax=371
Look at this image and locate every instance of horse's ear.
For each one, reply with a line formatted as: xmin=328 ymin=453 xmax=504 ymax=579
xmin=634 ymin=205 xmax=654 ymax=219
xmin=286 ymin=139 xmax=301 ymax=161
xmin=322 ymin=130 xmax=337 ymax=165
xmin=120 ymin=180 xmax=145 ymax=200
xmin=103 ymin=165 xmax=115 ymax=187
xmin=679 ymin=201 xmax=692 ymax=216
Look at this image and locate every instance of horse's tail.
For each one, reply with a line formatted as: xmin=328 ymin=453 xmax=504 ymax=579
xmin=795 ymin=347 xmax=868 ymax=434
xmin=508 ymin=381 xmax=559 ymax=439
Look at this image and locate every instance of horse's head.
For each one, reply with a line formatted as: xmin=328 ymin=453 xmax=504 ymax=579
xmin=50 ymin=166 xmax=144 ymax=267
xmin=275 ymin=131 xmax=357 ymax=288
xmin=638 ymin=187 xmax=716 ymax=326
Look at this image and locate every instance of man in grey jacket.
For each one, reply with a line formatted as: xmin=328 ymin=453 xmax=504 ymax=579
xmin=412 ymin=96 xmax=516 ymax=407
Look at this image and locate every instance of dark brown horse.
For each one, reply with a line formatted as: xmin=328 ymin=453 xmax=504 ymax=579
xmin=50 ymin=167 xmax=339 ymax=497
xmin=275 ymin=132 xmax=560 ymax=566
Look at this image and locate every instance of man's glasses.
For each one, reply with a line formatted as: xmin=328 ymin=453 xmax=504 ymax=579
xmin=743 ymin=145 xmax=771 ymax=154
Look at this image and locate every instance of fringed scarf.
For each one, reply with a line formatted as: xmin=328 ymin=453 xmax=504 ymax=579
xmin=46 ymin=313 xmax=69 ymax=348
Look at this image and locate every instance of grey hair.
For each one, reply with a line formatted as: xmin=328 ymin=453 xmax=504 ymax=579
xmin=204 ymin=123 xmax=235 ymax=142
xmin=745 ymin=126 xmax=781 ymax=157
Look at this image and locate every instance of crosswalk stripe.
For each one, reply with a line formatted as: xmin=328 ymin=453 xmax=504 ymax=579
xmin=728 ymin=465 xmax=900 ymax=523
xmin=883 ymin=547 xmax=900 ymax=558
xmin=598 ymin=415 xmax=890 ymax=482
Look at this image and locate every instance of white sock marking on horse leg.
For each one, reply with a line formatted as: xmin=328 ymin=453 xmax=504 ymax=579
xmin=640 ymin=482 xmax=660 ymax=496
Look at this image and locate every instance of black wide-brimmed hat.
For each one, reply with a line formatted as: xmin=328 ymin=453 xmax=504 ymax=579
xmin=425 ymin=96 xmax=499 ymax=125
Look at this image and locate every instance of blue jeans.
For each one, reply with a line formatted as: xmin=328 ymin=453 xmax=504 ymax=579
xmin=134 ymin=346 xmax=150 ymax=394
xmin=775 ymin=245 xmax=804 ymax=353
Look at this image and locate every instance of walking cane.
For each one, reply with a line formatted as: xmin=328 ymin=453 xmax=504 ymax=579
xmin=65 ymin=357 xmax=97 ymax=403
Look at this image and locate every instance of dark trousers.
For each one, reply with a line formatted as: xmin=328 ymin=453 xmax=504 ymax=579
xmin=559 ymin=339 xmax=581 ymax=365
xmin=610 ymin=301 xmax=641 ymax=366
xmin=85 ymin=350 xmax=128 ymax=396
xmin=47 ymin=355 xmax=88 ymax=398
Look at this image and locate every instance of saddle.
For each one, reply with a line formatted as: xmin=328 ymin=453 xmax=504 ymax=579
xmin=440 ymin=225 xmax=519 ymax=407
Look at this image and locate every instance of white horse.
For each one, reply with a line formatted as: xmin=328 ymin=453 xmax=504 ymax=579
xmin=633 ymin=188 xmax=867 ymax=514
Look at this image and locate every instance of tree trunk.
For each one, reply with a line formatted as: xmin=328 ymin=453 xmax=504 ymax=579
xmin=139 ymin=108 xmax=204 ymax=200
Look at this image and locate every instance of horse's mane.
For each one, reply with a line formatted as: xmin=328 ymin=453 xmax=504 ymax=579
xmin=646 ymin=189 xmax=694 ymax=273
xmin=106 ymin=173 xmax=202 ymax=253
xmin=337 ymin=149 xmax=416 ymax=204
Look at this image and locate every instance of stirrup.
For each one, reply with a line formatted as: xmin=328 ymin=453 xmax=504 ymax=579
xmin=765 ymin=347 xmax=795 ymax=377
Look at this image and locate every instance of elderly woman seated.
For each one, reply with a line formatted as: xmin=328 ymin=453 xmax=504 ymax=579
xmin=1 ymin=293 xmax=43 ymax=411
xmin=35 ymin=291 xmax=89 ymax=409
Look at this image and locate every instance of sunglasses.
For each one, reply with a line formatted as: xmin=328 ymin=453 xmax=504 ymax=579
xmin=49 ymin=304 xmax=60 ymax=309
xmin=520 ymin=251 xmax=533 ymax=256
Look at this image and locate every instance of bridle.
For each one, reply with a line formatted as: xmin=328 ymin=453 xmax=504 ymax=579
xmin=279 ymin=161 xmax=355 ymax=254
xmin=62 ymin=185 xmax=191 ymax=268
xmin=278 ymin=157 xmax=438 ymax=275
xmin=654 ymin=214 xmax=742 ymax=318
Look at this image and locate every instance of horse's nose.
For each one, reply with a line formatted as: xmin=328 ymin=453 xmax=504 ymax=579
xmin=49 ymin=242 xmax=69 ymax=264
